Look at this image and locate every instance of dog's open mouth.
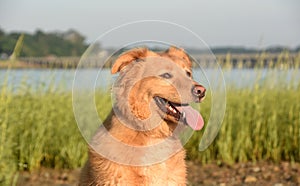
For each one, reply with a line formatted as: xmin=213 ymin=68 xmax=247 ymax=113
xmin=154 ymin=97 xmax=204 ymax=130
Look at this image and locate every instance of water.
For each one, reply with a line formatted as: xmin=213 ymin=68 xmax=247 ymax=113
xmin=0 ymin=68 xmax=299 ymax=93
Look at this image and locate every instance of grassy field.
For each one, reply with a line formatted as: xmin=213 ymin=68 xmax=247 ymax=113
xmin=0 ymin=62 xmax=299 ymax=185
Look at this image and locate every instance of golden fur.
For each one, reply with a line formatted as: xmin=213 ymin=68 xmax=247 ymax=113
xmin=79 ymin=47 xmax=204 ymax=186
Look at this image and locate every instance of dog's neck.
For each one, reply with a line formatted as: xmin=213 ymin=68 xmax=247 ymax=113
xmin=89 ymin=110 xmax=182 ymax=166
xmin=103 ymin=110 xmax=178 ymax=146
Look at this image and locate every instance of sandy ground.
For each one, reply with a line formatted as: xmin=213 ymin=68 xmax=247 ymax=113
xmin=16 ymin=161 xmax=300 ymax=186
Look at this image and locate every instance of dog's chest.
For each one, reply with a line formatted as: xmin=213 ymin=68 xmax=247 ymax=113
xmin=138 ymin=162 xmax=167 ymax=176
xmin=131 ymin=153 xmax=186 ymax=185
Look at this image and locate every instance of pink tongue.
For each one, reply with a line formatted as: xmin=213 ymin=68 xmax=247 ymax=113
xmin=175 ymin=106 xmax=204 ymax=130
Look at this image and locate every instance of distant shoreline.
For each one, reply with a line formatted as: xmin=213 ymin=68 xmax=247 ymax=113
xmin=1 ymin=51 xmax=299 ymax=69
xmin=0 ymin=60 xmax=43 ymax=69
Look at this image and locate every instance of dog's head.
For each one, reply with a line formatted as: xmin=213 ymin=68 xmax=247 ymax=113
xmin=111 ymin=47 xmax=206 ymax=133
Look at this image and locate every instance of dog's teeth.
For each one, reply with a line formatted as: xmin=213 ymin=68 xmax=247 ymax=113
xmin=167 ymin=105 xmax=176 ymax=114
xmin=172 ymin=107 xmax=177 ymax=114
xmin=182 ymin=111 xmax=186 ymax=119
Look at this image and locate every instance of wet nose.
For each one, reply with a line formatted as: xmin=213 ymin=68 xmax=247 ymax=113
xmin=192 ymin=85 xmax=206 ymax=99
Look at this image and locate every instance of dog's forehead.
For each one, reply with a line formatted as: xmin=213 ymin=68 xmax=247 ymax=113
xmin=143 ymin=56 xmax=184 ymax=72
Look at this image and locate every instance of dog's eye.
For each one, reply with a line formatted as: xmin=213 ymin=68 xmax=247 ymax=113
xmin=186 ymin=71 xmax=192 ymax=77
xmin=160 ymin=73 xmax=173 ymax=79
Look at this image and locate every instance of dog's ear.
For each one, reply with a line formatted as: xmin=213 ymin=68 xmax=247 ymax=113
xmin=111 ymin=48 xmax=158 ymax=74
xmin=168 ymin=46 xmax=184 ymax=53
xmin=166 ymin=46 xmax=192 ymax=68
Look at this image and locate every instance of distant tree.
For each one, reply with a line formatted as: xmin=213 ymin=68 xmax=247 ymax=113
xmin=265 ymin=46 xmax=290 ymax=53
xmin=0 ymin=32 xmax=19 ymax=55
xmin=63 ymin=29 xmax=85 ymax=44
xmin=0 ymin=28 xmax=4 ymax=37
xmin=294 ymin=46 xmax=300 ymax=53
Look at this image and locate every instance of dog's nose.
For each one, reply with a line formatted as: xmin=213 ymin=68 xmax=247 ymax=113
xmin=192 ymin=85 xmax=206 ymax=100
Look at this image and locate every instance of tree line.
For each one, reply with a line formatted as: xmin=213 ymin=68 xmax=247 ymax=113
xmin=0 ymin=29 xmax=88 ymax=57
xmin=0 ymin=28 xmax=299 ymax=57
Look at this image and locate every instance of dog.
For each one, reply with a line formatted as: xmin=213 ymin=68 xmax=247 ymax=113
xmin=79 ymin=47 xmax=206 ymax=185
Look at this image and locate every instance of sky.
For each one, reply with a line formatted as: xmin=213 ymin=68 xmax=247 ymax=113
xmin=0 ymin=0 xmax=299 ymax=49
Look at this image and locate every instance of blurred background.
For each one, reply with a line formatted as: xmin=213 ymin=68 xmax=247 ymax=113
xmin=0 ymin=0 xmax=299 ymax=185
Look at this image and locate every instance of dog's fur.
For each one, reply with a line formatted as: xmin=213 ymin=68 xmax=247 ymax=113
xmin=79 ymin=47 xmax=205 ymax=186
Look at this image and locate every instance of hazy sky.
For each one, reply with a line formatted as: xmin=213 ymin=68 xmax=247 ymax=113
xmin=0 ymin=0 xmax=299 ymax=48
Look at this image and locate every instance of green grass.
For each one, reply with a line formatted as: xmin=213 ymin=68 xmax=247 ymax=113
xmin=0 ymin=66 xmax=299 ymax=185
xmin=185 ymin=83 xmax=300 ymax=164
xmin=0 ymin=76 xmax=113 ymax=185
xmin=0 ymin=90 xmax=87 ymax=185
